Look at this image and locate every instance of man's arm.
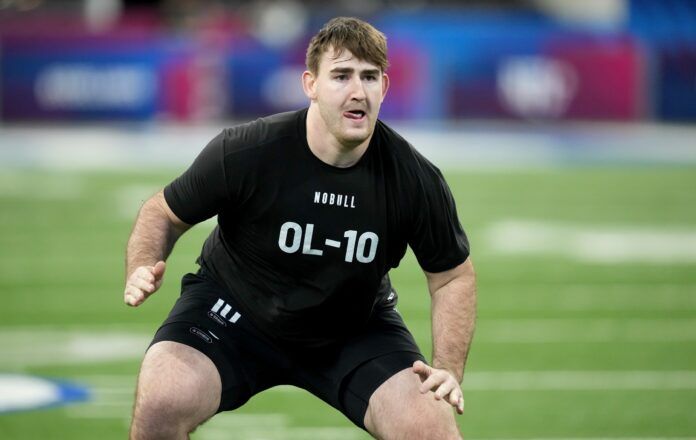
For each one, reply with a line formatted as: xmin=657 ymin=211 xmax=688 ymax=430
xmin=124 ymin=190 xmax=191 ymax=307
xmin=412 ymin=258 xmax=477 ymax=414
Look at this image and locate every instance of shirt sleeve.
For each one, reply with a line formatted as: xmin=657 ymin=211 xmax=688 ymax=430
xmin=408 ymin=162 xmax=470 ymax=273
xmin=163 ymin=131 xmax=230 ymax=225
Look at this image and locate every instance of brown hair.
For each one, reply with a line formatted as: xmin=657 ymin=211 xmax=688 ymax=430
xmin=305 ymin=17 xmax=388 ymax=74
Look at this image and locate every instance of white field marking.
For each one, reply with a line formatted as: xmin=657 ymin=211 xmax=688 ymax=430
xmin=487 ymin=220 xmax=696 ymax=263
xmin=0 ymin=328 xmax=151 ymax=368
xmin=3 ymin=122 xmax=696 ymax=171
xmin=478 ymin=318 xmax=696 ymax=342
xmin=484 ymin=283 xmax=696 ymax=311
xmin=63 ymin=377 xmax=136 ymax=420
xmin=0 ymin=323 xmax=157 ymax=332
xmin=0 ymin=124 xmax=216 ymax=170
xmin=0 ymin=374 xmax=61 ymax=412
xmin=64 ymin=385 xmax=134 ymax=419
xmin=0 ymin=172 xmax=85 ymax=199
xmin=462 ymin=371 xmax=696 ymax=390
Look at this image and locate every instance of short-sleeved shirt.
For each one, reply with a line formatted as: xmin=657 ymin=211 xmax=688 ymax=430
xmin=164 ymin=108 xmax=469 ymax=349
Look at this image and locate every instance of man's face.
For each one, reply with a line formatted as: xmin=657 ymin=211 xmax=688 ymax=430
xmin=303 ymin=47 xmax=389 ymax=148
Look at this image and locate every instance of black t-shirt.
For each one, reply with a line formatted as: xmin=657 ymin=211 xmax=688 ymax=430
xmin=164 ymin=109 xmax=469 ymax=348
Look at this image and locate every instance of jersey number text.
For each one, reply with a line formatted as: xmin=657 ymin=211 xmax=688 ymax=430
xmin=278 ymin=222 xmax=378 ymax=263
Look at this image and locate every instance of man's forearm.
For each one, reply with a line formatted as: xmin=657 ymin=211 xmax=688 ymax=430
xmin=126 ymin=191 xmax=186 ymax=280
xmin=430 ymin=259 xmax=477 ymax=383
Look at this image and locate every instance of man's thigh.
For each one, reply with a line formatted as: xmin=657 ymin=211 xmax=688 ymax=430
xmin=364 ymin=367 xmax=462 ymax=440
xmin=131 ymin=341 xmax=221 ymax=438
xmin=147 ymin=271 xmax=292 ymax=412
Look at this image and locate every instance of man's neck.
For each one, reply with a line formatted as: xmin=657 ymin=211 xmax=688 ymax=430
xmin=306 ymin=105 xmax=371 ymax=168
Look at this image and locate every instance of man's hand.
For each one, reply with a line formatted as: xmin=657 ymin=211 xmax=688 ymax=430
xmin=124 ymin=261 xmax=166 ymax=307
xmin=413 ymin=360 xmax=464 ymax=414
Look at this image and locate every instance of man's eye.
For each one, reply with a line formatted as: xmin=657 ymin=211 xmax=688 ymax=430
xmin=365 ymin=75 xmax=377 ymax=81
xmin=335 ymin=74 xmax=347 ymax=80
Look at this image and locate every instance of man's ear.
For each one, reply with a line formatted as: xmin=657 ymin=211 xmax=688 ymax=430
xmin=381 ymin=73 xmax=390 ymax=102
xmin=302 ymin=70 xmax=317 ymax=100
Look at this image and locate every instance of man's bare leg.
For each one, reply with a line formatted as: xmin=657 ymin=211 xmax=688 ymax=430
xmin=130 ymin=341 xmax=222 ymax=440
xmin=364 ymin=367 xmax=462 ymax=440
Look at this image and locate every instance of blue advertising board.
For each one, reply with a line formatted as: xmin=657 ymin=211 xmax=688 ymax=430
xmin=1 ymin=35 xmax=192 ymax=121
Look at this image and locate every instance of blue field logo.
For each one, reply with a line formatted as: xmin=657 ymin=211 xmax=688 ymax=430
xmin=0 ymin=374 xmax=90 ymax=413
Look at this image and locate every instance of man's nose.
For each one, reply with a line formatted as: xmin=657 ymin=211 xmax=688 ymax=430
xmin=349 ymin=77 xmax=367 ymax=101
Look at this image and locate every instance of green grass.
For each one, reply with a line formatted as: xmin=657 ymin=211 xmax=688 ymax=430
xmin=1 ymin=167 xmax=695 ymax=439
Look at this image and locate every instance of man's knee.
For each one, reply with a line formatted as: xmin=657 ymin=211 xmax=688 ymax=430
xmin=397 ymin=405 xmax=461 ymax=440
xmin=365 ymin=368 xmax=462 ymax=440
xmin=368 ymin=400 xmax=461 ymax=440
xmin=130 ymin=341 xmax=221 ymax=440
xmin=131 ymin=397 xmax=189 ymax=440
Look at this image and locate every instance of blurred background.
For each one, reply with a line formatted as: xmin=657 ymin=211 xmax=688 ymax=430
xmin=1 ymin=0 xmax=696 ymax=123
xmin=1 ymin=0 xmax=695 ymax=439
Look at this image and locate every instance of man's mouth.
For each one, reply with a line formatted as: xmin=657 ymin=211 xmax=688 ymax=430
xmin=343 ymin=110 xmax=366 ymax=120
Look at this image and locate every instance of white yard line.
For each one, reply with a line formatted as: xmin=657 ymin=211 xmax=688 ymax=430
xmin=0 ymin=329 xmax=151 ymax=368
xmin=462 ymin=371 xmax=696 ymax=390
xmin=484 ymin=284 xmax=696 ymax=312
xmin=487 ymin=220 xmax=696 ymax=263
xmin=3 ymin=123 xmax=696 ymax=170
xmin=0 ymin=172 xmax=86 ymax=199
xmin=477 ymin=318 xmax=696 ymax=342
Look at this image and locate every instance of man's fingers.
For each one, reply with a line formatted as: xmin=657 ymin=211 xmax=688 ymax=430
xmin=124 ymin=286 xmax=145 ymax=307
xmin=133 ymin=266 xmax=155 ymax=283
xmin=433 ymin=375 xmax=461 ymax=403
xmin=447 ymin=389 xmax=460 ymax=406
xmin=153 ymin=261 xmax=166 ymax=280
xmin=411 ymin=362 xmax=465 ymax=414
xmin=412 ymin=360 xmax=431 ymax=381
xmin=127 ymin=266 xmax=161 ymax=294
xmin=125 ymin=295 xmax=141 ymax=307
xmin=129 ymin=277 xmax=155 ymax=294
xmin=124 ymin=264 xmax=166 ymax=308
xmin=457 ymin=395 xmax=465 ymax=414
xmin=434 ymin=379 xmax=456 ymax=401
xmin=444 ymin=383 xmax=464 ymax=414
xmin=418 ymin=371 xmax=446 ymax=394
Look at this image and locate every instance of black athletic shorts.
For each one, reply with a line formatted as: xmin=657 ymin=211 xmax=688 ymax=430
xmin=150 ymin=269 xmax=426 ymax=429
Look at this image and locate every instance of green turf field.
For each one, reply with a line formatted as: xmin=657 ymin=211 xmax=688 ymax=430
xmin=1 ymin=167 xmax=695 ymax=439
